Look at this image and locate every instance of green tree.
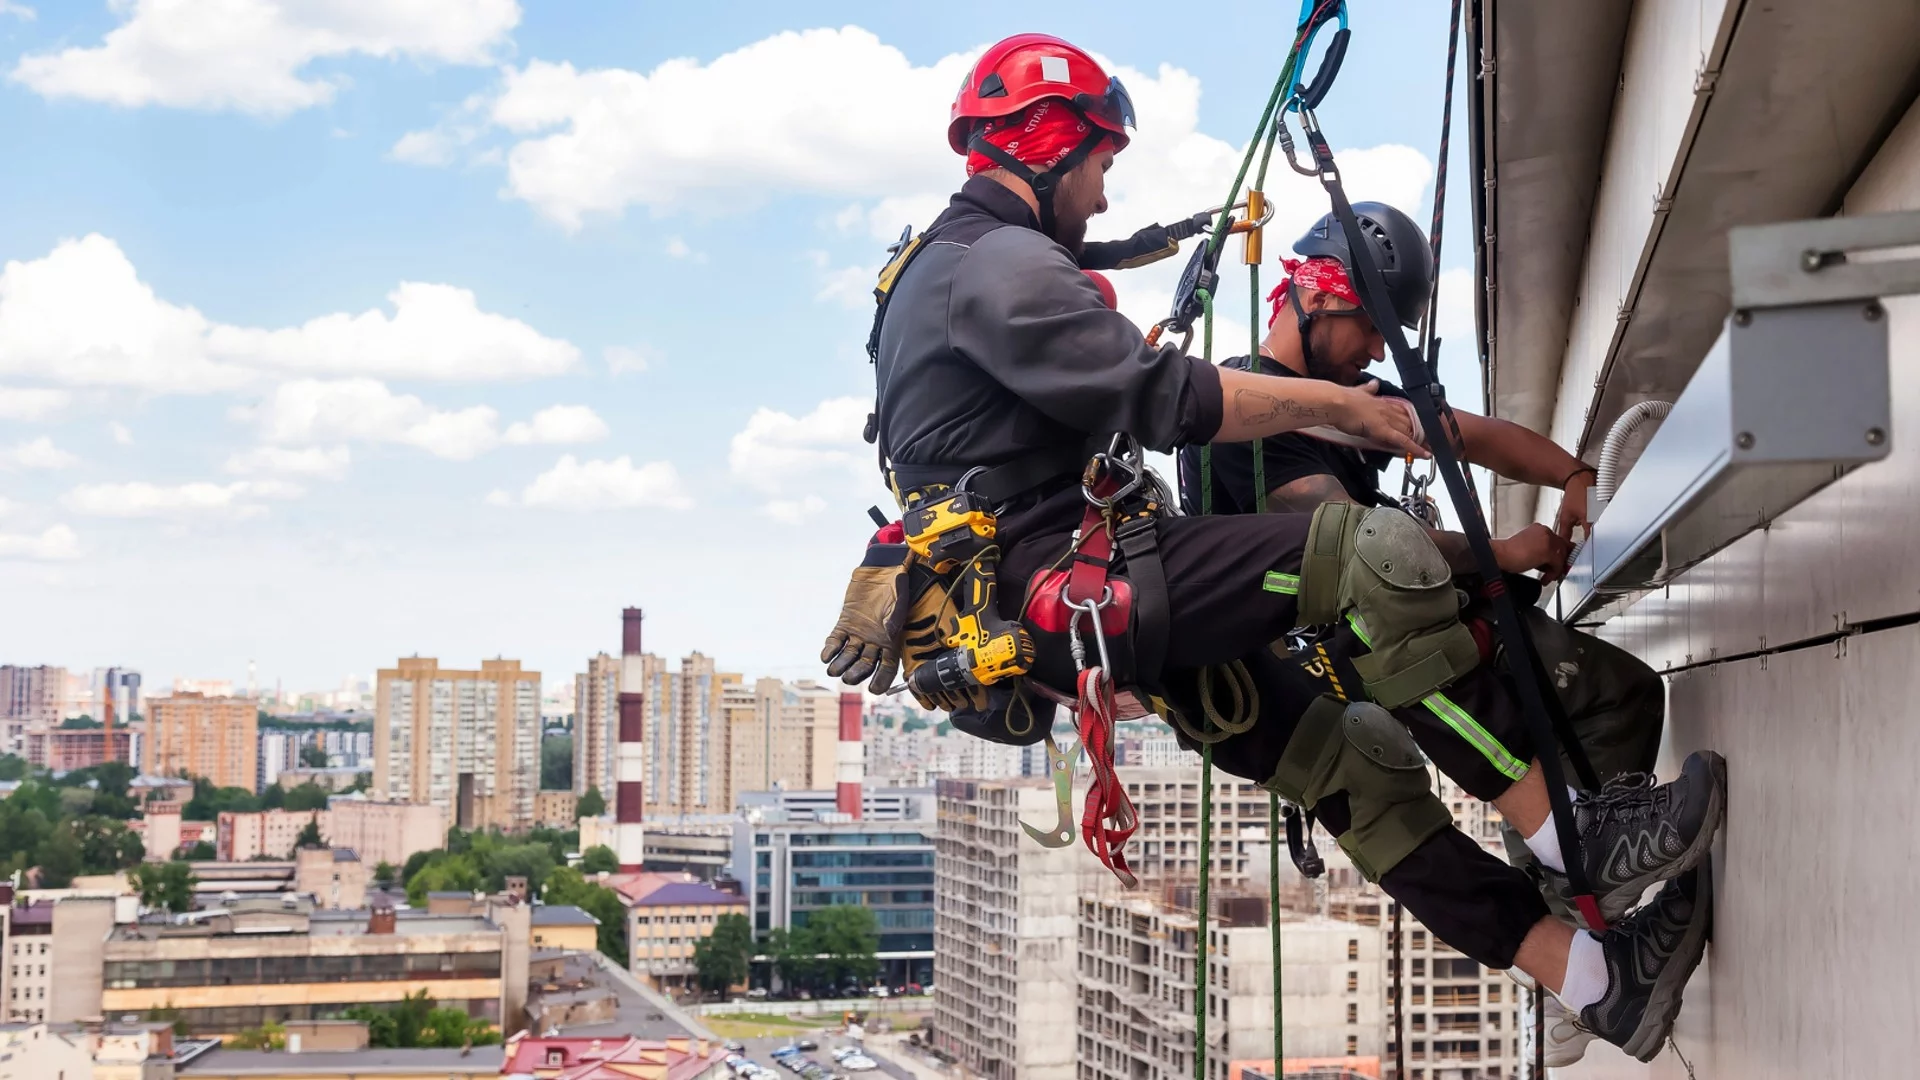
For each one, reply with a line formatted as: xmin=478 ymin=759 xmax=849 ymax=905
xmin=578 ymin=844 xmax=617 ymax=875
xmin=0 ymin=754 xmax=29 ymax=781
xmin=576 ymin=786 xmax=606 ymax=818
xmin=346 ymin=990 xmax=500 ymax=1048
xmin=299 ymin=744 xmax=330 ymax=768
xmin=347 ymin=772 xmax=372 ymax=793
xmin=182 ymin=777 xmax=263 ymax=821
xmin=406 ymin=857 xmax=482 ymax=905
xmin=901 ymin=714 xmax=929 ymax=733
xmin=229 ymin=1019 xmax=286 ymax=1050
xmin=182 ymin=840 xmax=217 ymax=861
xmin=373 ymin=860 xmax=397 ymax=886
xmin=541 ymin=733 xmax=573 ymax=791
xmin=59 ymin=715 xmax=103 ymax=729
xmin=284 ymin=782 xmax=330 ymax=812
xmin=767 ymin=926 xmax=818 ymax=991
xmin=806 ymin=905 xmax=881 ymax=987
xmin=131 ymin=861 xmax=197 ymax=914
xmin=260 ymin=783 xmax=286 ymax=810
xmin=693 ymin=912 xmax=754 ymax=997
xmin=36 ymin=823 xmax=84 ymax=888
xmin=71 ymin=815 xmax=145 ymax=871
xmin=542 ymin=867 xmax=628 ymax=963
xmin=294 ymin=814 xmax=325 ymax=851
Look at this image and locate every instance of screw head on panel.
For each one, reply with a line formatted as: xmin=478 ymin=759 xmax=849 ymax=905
xmin=1735 ymin=432 xmax=1755 ymax=450
xmin=1866 ymin=428 xmax=1886 ymax=447
xmin=1733 ymin=310 xmax=1752 ymax=326
xmin=1864 ymin=302 xmax=1884 ymax=322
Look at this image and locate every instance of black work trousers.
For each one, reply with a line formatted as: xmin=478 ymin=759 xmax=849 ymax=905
xmin=1003 ymin=510 xmax=1550 ymax=969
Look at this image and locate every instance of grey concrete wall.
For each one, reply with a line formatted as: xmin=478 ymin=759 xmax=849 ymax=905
xmin=49 ymin=897 xmax=114 ymax=1022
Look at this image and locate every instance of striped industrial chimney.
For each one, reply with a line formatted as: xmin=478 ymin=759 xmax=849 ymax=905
xmin=836 ymin=692 xmax=864 ymax=820
xmin=615 ymin=607 xmax=647 ymax=872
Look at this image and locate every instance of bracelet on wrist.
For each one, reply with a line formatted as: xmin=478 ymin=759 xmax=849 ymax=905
xmin=1560 ymin=465 xmax=1598 ymax=488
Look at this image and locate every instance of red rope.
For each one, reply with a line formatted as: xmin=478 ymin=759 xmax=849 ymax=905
xmin=1075 ymin=665 xmax=1138 ymax=887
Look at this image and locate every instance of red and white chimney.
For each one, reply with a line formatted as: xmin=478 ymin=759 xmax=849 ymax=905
xmin=615 ymin=607 xmax=647 ymax=872
xmin=836 ymin=692 xmax=864 ymax=820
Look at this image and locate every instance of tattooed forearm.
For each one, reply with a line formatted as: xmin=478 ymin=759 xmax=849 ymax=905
xmin=1233 ymin=389 xmax=1327 ymax=426
xmin=1262 ymin=474 xmax=1356 ymax=514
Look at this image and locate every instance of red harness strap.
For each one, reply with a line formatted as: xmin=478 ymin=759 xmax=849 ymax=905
xmin=1076 ymin=664 xmax=1138 ymax=887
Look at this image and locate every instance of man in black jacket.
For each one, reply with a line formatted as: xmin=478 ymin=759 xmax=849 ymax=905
xmin=824 ymin=34 xmax=1719 ymax=1061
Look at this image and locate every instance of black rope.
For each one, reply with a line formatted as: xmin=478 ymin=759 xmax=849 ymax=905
xmin=1423 ymin=0 xmax=1465 ymax=384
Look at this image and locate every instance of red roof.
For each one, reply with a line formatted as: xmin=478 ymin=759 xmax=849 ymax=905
xmin=502 ymin=1034 xmax=722 ymax=1080
xmin=601 ymin=870 xmax=694 ymax=904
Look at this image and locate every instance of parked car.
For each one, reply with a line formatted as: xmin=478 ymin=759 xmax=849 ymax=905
xmin=747 ymin=988 xmax=770 ymax=999
xmin=725 ymin=1042 xmax=748 ymax=1053
xmin=796 ymin=1040 xmax=820 ymax=1051
xmin=866 ymin=986 xmax=889 ymax=998
xmin=843 ymin=1057 xmax=878 ymax=1072
xmin=831 ymin=1048 xmax=857 ymax=1062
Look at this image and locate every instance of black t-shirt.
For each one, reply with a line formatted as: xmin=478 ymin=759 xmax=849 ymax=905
xmin=1177 ymin=354 xmax=1408 ymax=515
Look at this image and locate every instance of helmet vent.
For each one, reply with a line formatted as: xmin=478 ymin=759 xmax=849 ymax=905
xmin=978 ymin=73 xmax=1008 ymax=98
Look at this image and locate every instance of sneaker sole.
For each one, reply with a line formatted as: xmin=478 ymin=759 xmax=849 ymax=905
xmin=1596 ymin=751 xmax=1728 ymax=923
xmin=1621 ymin=863 xmax=1715 ymax=1061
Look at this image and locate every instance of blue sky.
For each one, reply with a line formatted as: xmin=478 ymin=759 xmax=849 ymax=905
xmin=0 ymin=0 xmax=1481 ymax=696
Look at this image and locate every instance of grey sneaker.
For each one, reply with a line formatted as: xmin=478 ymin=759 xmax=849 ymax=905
xmin=1542 ymin=993 xmax=1598 ymax=1067
xmin=1580 ymin=865 xmax=1713 ymax=1061
xmin=1542 ymin=750 xmax=1727 ymax=926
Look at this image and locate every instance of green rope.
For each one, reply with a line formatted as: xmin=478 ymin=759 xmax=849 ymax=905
xmin=1187 ymin=19 xmax=1325 ymax=1080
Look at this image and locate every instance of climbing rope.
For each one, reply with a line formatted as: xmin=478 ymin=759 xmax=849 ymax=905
xmin=1185 ymin=6 xmax=1349 ymax=1079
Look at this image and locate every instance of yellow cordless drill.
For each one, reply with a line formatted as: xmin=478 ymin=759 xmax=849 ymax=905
xmin=900 ymin=488 xmax=1035 ymax=697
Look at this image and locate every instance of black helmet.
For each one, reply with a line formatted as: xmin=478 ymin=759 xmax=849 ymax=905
xmin=1293 ymin=202 xmax=1434 ymax=329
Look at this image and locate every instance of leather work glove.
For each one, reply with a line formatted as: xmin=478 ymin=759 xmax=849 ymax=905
xmin=897 ymin=571 xmax=988 ymax=716
xmin=820 ymin=539 xmax=913 ymax=693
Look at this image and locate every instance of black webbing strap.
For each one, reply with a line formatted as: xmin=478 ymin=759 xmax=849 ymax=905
xmin=1113 ymin=515 xmax=1169 ymax=691
xmin=888 ymin=443 xmax=1086 ymax=507
xmin=1299 ymin=122 xmax=1607 ymax=928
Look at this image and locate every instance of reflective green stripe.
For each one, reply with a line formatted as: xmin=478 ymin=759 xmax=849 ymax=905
xmin=1422 ymin=691 xmax=1529 ymax=781
xmin=1263 ymin=572 xmax=1300 ymax=595
xmin=1349 ymin=614 xmax=1526 ymax=781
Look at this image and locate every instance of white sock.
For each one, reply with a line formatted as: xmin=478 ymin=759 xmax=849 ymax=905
xmin=1523 ymin=817 xmax=1567 ymax=872
xmin=1556 ymin=931 xmax=1608 ymax=1013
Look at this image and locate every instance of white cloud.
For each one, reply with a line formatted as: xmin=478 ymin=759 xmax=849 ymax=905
xmin=0 ymin=235 xmax=577 ymax=392
xmin=816 ymin=262 xmax=876 ymax=310
xmin=503 ymin=405 xmax=609 ymax=445
xmin=0 ymin=436 xmax=78 ymax=470
xmin=0 ymin=2 xmax=32 ymax=23
xmin=603 ymin=345 xmax=655 ymax=375
xmin=728 ymin=396 xmax=870 ymax=495
xmin=664 ymin=237 xmax=707 ymax=262
xmin=224 ymin=444 xmax=351 ymax=481
xmin=0 ymin=495 xmax=13 ymax=517
xmin=61 ymin=480 xmax=301 ymax=518
xmin=109 ymin=421 xmax=133 ymax=445
xmin=0 ymin=524 xmax=78 ymax=561
xmin=10 ymin=0 xmax=519 ymax=116
xmin=498 ymin=454 xmax=692 ymax=511
xmin=398 ymin=27 xmax=975 ymax=228
xmin=244 ymin=378 xmax=500 ymax=460
xmin=212 ymin=281 xmax=579 ymax=381
xmin=0 ymin=387 xmax=69 ymax=420
xmin=765 ymin=495 xmax=828 ymax=525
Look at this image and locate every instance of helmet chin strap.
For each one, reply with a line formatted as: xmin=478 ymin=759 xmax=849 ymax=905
xmin=968 ymin=119 xmax=1108 ymax=241
xmin=1290 ymin=278 xmax=1370 ymax=376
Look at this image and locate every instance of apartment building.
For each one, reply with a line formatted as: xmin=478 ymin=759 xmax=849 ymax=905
xmin=99 ymin=899 xmax=530 ymax=1037
xmin=0 ymin=664 xmax=62 ymax=757
xmin=145 ymin=693 xmax=258 ymax=791
xmin=3 ymin=898 xmax=116 ymax=1024
xmin=574 ymin=652 xmax=620 ymax=798
xmin=618 ymin=877 xmax=748 ymax=994
xmin=1076 ymin=894 xmax=1388 ymax=1080
xmin=932 ymin=778 xmax=1081 ymax=1080
xmin=374 ymin=658 xmax=541 ymax=832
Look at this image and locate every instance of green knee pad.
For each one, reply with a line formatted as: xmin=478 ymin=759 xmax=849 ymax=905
xmin=1298 ymin=503 xmax=1482 ymax=708
xmin=1265 ymin=696 xmax=1454 ymax=882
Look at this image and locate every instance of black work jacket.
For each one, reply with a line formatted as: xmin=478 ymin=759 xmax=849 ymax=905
xmin=873 ymin=176 xmax=1223 ymax=538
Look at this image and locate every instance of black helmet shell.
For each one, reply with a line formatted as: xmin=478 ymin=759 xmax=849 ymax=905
xmin=1294 ymin=201 xmax=1434 ymax=329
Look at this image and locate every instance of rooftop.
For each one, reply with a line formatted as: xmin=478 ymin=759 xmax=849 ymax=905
xmin=532 ymin=904 xmax=600 ymax=927
xmin=626 ymin=881 xmax=746 ymax=908
xmin=178 ymin=1046 xmax=504 ymax=1076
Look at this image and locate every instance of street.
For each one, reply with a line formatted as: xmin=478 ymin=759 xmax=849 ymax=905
xmin=728 ymin=1031 xmax=946 ymax=1080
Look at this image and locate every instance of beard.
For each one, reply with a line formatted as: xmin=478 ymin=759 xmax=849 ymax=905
xmin=1050 ymin=211 xmax=1089 ymax=257
xmin=1303 ymin=320 xmax=1362 ymax=384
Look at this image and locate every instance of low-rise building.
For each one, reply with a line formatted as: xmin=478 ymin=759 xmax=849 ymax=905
xmin=3 ymin=897 xmax=116 ymax=1024
xmin=176 ymin=1045 xmax=503 ymax=1079
xmin=99 ymin=898 xmax=529 ymax=1037
xmin=215 ymin=798 xmax=443 ymax=868
xmin=26 ymin=726 xmax=136 ymax=772
xmin=531 ymin=904 xmax=601 ymax=953
xmin=501 ymin=1034 xmax=725 ymax=1080
xmin=733 ymin=815 xmax=935 ymax=989
xmin=534 ymin=789 xmax=578 ymax=828
xmin=606 ymin=875 xmax=747 ymax=994
xmin=0 ymin=1019 xmax=218 ymax=1080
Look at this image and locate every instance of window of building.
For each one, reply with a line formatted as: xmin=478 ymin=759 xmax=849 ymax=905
xmin=1412 ymin=930 xmax=1427 ymax=949
xmin=1412 ymin=958 xmax=1426 ymax=977
xmin=1346 ymin=938 xmax=1359 ymax=961
xmin=1346 ymin=1036 xmax=1358 ymax=1056
xmin=1346 ymin=1003 xmax=1357 ymax=1024
xmin=1345 ymin=971 xmax=1358 ymax=992
xmin=1488 ymin=983 xmax=1501 ymax=1003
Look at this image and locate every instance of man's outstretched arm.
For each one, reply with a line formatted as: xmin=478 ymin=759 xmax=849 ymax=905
xmin=1449 ymin=410 xmax=1596 ymax=540
xmin=1262 ymin=473 xmax=1569 ymax=579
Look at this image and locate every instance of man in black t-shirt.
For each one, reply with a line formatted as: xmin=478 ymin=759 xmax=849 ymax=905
xmin=1179 ymin=209 xmax=1671 ymax=1007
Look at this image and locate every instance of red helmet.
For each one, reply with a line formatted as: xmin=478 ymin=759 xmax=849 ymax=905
xmin=948 ymin=34 xmax=1135 ymax=156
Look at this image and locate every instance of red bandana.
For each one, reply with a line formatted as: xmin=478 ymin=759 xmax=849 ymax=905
xmin=1267 ymin=256 xmax=1361 ymax=327
xmin=965 ymin=99 xmax=1112 ymax=177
